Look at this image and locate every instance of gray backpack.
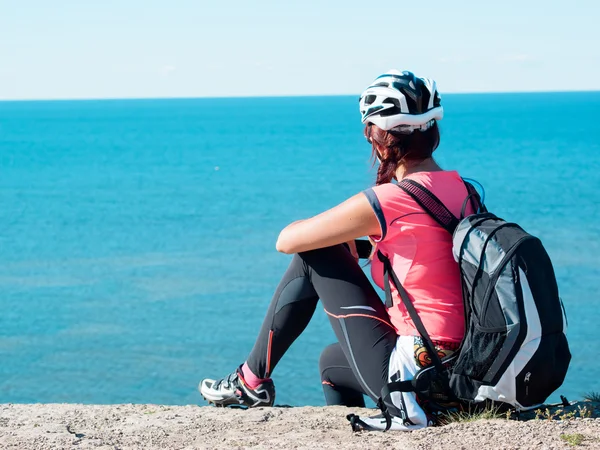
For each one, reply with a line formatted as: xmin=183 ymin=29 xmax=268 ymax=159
xmin=375 ymin=179 xmax=570 ymax=427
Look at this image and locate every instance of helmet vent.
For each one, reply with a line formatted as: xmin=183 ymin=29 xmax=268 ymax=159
xmin=379 ymin=98 xmax=401 ymax=117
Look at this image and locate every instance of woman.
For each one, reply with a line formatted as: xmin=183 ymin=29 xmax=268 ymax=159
xmin=199 ymin=70 xmax=475 ymax=430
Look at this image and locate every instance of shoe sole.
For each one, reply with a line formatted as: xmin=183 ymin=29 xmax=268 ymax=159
xmin=199 ymin=383 xmax=246 ymax=407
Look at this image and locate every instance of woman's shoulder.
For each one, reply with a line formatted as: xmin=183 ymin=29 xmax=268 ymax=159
xmin=365 ymin=171 xmax=470 ymax=215
xmin=363 ymin=182 xmax=418 ymax=219
xmin=366 ymin=182 xmax=399 ymax=195
xmin=364 ymin=183 xmax=407 ymax=207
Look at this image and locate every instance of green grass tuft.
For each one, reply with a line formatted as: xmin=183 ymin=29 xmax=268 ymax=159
xmin=560 ymin=433 xmax=584 ymax=446
xmin=583 ymin=391 xmax=600 ymax=402
xmin=440 ymin=403 xmax=510 ymax=424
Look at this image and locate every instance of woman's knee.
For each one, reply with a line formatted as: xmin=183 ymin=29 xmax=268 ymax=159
xmin=319 ymin=343 xmax=340 ymax=378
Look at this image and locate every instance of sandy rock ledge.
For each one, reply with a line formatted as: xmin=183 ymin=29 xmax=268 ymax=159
xmin=1 ymin=403 xmax=599 ymax=449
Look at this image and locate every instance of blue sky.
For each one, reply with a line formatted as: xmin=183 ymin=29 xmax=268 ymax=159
xmin=1 ymin=0 xmax=599 ymax=100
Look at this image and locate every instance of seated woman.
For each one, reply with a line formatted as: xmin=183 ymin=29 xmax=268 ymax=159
xmin=199 ymin=69 xmax=474 ymax=430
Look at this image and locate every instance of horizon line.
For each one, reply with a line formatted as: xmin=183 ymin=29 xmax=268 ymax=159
xmin=1 ymin=88 xmax=599 ymax=103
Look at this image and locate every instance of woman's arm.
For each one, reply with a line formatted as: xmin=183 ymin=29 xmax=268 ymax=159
xmin=275 ymin=193 xmax=381 ymax=254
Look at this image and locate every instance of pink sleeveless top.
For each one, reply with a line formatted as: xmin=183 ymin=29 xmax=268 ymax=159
xmin=363 ymin=171 xmax=473 ymax=343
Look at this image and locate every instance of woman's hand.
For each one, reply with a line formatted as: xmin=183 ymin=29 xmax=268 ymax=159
xmin=355 ymin=238 xmax=375 ymax=260
xmin=276 ymin=193 xmax=381 ymax=254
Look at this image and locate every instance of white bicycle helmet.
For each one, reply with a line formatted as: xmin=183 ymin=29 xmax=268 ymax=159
xmin=359 ymin=70 xmax=443 ymax=132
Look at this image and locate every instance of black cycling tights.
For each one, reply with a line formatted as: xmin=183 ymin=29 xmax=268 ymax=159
xmin=245 ymin=244 xmax=397 ymax=406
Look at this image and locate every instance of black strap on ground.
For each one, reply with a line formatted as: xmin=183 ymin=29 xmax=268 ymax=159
xmin=377 ymin=250 xmax=446 ymax=374
xmin=376 ymin=398 xmax=393 ymax=431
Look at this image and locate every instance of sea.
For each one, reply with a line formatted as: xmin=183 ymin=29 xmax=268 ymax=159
xmin=0 ymin=92 xmax=598 ymax=407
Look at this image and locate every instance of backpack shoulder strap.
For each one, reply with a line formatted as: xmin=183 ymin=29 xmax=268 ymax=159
xmin=377 ymin=249 xmax=446 ymax=375
xmin=397 ymin=179 xmax=459 ymax=234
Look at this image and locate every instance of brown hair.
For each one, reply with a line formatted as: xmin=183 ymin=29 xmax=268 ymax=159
xmin=366 ymin=122 xmax=440 ymax=185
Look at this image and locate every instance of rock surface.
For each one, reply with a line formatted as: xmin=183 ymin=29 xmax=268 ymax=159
xmin=1 ymin=403 xmax=599 ymax=449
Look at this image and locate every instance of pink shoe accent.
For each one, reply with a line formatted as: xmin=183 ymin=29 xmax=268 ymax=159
xmin=241 ymin=362 xmax=270 ymax=390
